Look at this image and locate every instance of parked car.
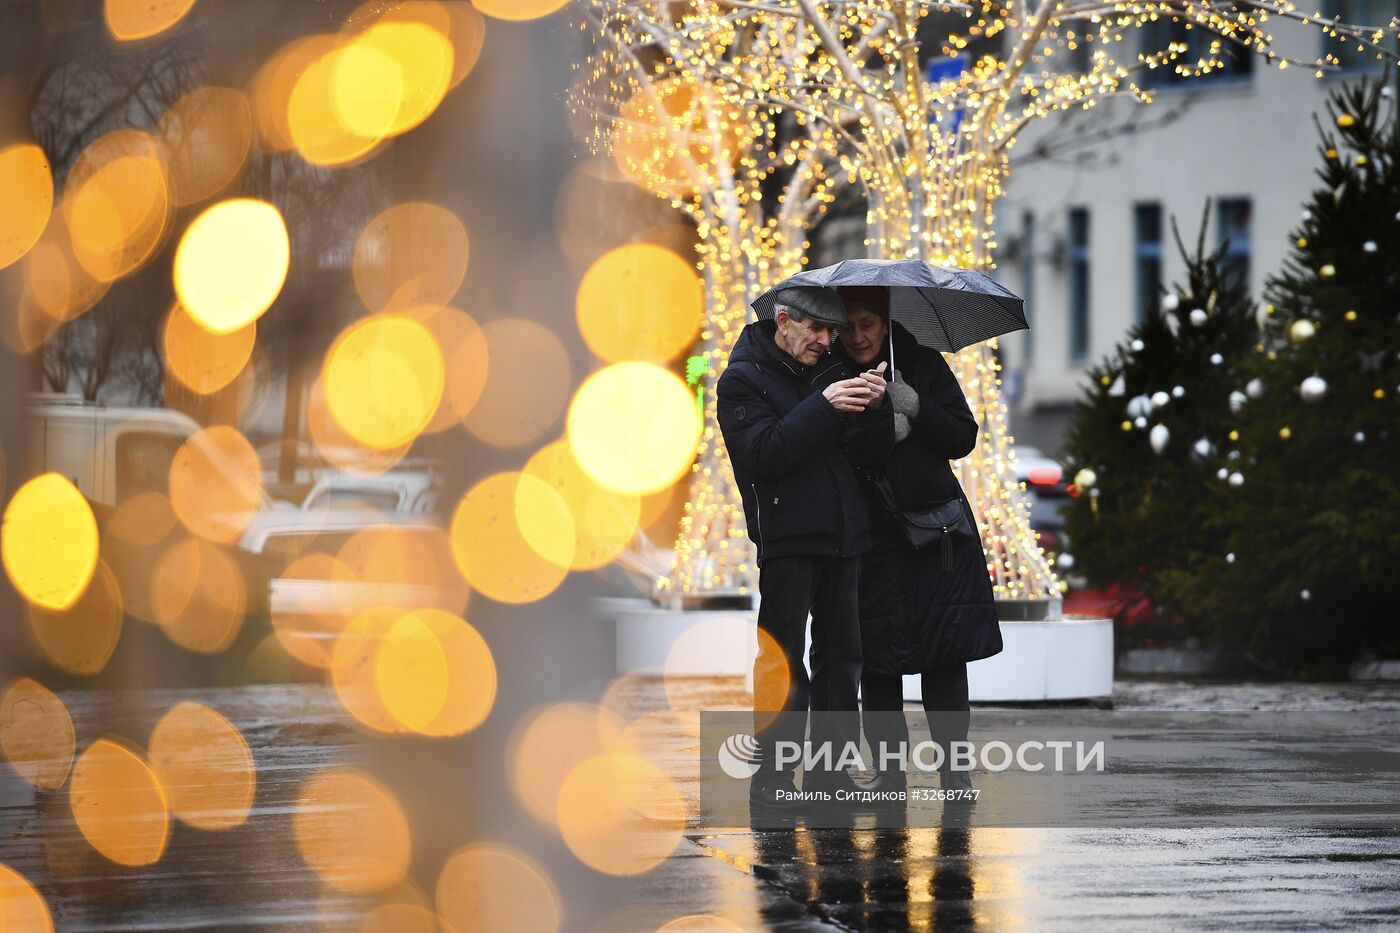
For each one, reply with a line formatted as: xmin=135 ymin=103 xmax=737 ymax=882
xmin=1013 ymin=445 xmax=1069 ymax=553
xmin=299 ymin=470 xmax=443 ymax=516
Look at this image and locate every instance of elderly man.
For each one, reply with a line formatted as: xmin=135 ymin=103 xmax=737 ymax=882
xmin=716 ymin=285 xmax=893 ymax=809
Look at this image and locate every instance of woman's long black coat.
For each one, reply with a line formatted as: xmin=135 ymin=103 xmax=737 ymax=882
xmin=850 ymin=322 xmax=1002 ymax=675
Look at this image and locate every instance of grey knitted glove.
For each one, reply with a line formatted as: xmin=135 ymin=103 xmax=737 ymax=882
xmin=893 ymin=412 xmax=911 ymax=442
xmin=887 ymin=370 xmax=920 ymax=418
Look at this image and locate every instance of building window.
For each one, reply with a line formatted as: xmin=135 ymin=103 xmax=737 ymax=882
xmin=1021 ymin=210 xmax=1035 ymax=363
xmin=1133 ymin=202 xmax=1163 ymax=324
xmin=1068 ymin=207 xmax=1090 ymax=362
xmin=1216 ymin=198 xmax=1251 ymax=292
xmin=1140 ymin=17 xmax=1254 ymax=86
xmin=1322 ymin=0 xmax=1398 ymax=70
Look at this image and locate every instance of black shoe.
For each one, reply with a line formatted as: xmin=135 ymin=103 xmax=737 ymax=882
xmin=749 ymin=774 xmax=804 ymax=814
xmin=801 ymin=768 xmax=867 ymax=797
xmin=863 ymin=770 xmax=908 ymax=796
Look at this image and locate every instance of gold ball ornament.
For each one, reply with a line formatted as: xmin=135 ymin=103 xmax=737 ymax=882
xmin=1356 ymin=155 xmax=1369 ymax=167
xmin=1375 ymin=388 xmax=1387 ymax=400
xmin=1278 ymin=426 xmax=1291 ymax=440
xmin=1296 ymin=237 xmax=1308 ymax=249
xmin=1319 ymin=264 xmax=1335 ymax=279
xmin=1345 ymin=310 xmax=1357 ymax=322
xmin=1120 ymin=420 xmax=1133 ymax=432
xmin=1228 ymin=429 xmax=1240 ymax=442
xmin=1288 ymin=319 xmax=1316 ymax=343
xmin=1336 ymin=113 xmax=1355 ymax=128
xmin=1326 ymin=148 xmax=1338 ymax=160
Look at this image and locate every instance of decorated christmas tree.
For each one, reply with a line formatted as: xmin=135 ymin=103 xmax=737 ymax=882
xmin=1061 ymin=204 xmax=1258 ymax=637
xmin=1159 ymin=81 xmax=1400 ymax=673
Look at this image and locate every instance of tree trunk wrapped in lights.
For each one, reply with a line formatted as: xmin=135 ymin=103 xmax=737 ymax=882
xmin=578 ymin=0 xmax=1400 ymax=602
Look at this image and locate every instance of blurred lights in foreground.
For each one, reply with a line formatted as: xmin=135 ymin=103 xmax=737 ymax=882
xmin=450 ymin=472 xmax=571 ymax=604
xmin=294 ymin=768 xmax=411 ymax=894
xmin=556 ymin=753 xmax=685 ymax=875
xmin=508 ymin=703 xmax=630 ymax=826
xmin=148 ymin=702 xmax=255 ymax=831
xmin=104 ymin=0 xmax=197 ymax=41
xmin=163 ymin=301 xmax=256 ymax=395
xmin=473 ymin=0 xmax=572 ymax=22
xmin=63 ymin=129 xmax=171 ymax=284
xmin=0 ymin=864 xmax=53 ymax=933
xmin=523 ymin=440 xmax=640 ymax=571
xmin=156 ymin=86 xmax=255 ymax=206
xmin=324 ymin=314 xmax=445 ymax=450
xmin=167 ymin=425 xmax=264 ymax=543
xmin=567 ymin=362 xmax=703 ymax=495
xmin=150 ymin=536 xmax=247 ymax=654
xmin=70 ymin=739 xmax=171 ymax=867
xmin=436 ymin=844 xmax=562 ymax=933
xmin=463 ymin=319 xmax=573 ymax=449
xmin=26 ymin=559 xmax=124 ymax=676
xmin=353 ymin=202 xmax=469 ymax=313
xmin=0 ymin=142 xmax=53 ymax=270
xmin=173 ymin=198 xmax=289 ymax=335
xmin=2 ymin=473 xmax=99 ymax=612
xmin=658 ymin=917 xmax=747 ymax=932
xmin=401 ymin=304 xmax=490 ymax=432
xmin=577 ymin=243 xmax=703 ymax=363
xmin=0 ymin=678 xmax=75 ymax=790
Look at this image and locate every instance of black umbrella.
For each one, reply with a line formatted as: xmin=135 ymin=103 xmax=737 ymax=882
xmin=751 ymin=259 xmax=1028 ymax=364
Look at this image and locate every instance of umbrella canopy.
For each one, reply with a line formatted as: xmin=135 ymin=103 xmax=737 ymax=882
xmin=751 ymin=258 xmax=1028 ymax=354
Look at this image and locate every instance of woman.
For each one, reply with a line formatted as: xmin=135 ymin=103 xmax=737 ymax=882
xmin=836 ymin=285 xmax=1002 ymax=794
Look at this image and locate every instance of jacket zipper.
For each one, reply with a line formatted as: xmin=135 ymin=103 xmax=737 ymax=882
xmin=752 ymin=483 xmax=765 ymax=557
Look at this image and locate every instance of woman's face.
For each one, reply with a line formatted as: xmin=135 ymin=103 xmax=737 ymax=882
xmin=843 ymin=305 xmax=888 ymax=366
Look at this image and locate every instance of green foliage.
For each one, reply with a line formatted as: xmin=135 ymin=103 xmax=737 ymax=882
xmin=1156 ymin=81 xmax=1400 ymax=674
xmin=1061 ymin=204 xmax=1258 ymax=639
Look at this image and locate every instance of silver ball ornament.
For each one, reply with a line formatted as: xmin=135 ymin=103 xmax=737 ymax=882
xmin=1189 ymin=308 xmax=1208 ymax=326
xmin=1299 ymin=375 xmax=1328 ymax=403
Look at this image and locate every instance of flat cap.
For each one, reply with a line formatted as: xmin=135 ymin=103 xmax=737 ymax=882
xmin=774 ymin=286 xmax=849 ymax=328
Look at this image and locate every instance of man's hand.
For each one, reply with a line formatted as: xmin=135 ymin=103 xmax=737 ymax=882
xmin=823 ymin=377 xmax=878 ymax=412
xmin=859 ymin=362 xmax=888 ymax=406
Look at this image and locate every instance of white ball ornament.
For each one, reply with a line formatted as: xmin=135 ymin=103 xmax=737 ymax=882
xmin=1301 ymin=209 xmax=1313 ymax=221
xmin=1127 ymin=394 xmax=1154 ymax=418
xmin=1107 ymin=374 xmax=1125 ymax=397
xmin=1134 ymin=416 xmax=1148 ymax=429
xmin=1300 ymin=375 xmax=1328 ymax=402
xmin=1151 ymin=390 xmax=1170 ymax=407
xmin=1246 ymin=378 xmax=1264 ymax=399
xmin=1130 ymin=338 xmax=1145 ymax=352
xmin=1193 ymin=438 xmax=1214 ymax=459
xmin=1172 ymin=385 xmax=1185 ymax=398
xmin=1216 ymin=467 xmax=1230 ymax=481
xmin=1228 ymin=450 xmax=1241 ymax=461
xmin=1057 ymin=553 xmax=1076 ymax=571
xmin=1162 ymin=294 xmax=1180 ymax=312
xmin=1210 ymin=353 xmax=1224 ymax=365
xmin=1074 ymin=468 xmax=1097 ymax=489
xmin=1228 ymin=471 xmax=1245 ymax=487
xmin=1364 ymin=241 xmax=1378 ymax=253
xmin=1354 ymin=431 xmax=1366 ymax=443
xmin=1229 ymin=390 xmax=1247 ymax=412
xmin=1189 ymin=308 xmax=1208 ymax=326
xmin=1289 ymin=319 xmax=1316 ymax=343
xmin=1300 ymin=589 xmax=1312 ymax=601
xmin=1226 ymin=552 xmax=1236 ymax=564
xmin=1149 ymin=423 xmax=1170 ymax=454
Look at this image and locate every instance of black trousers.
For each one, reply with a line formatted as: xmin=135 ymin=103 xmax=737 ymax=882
xmin=861 ymin=664 xmax=970 ymax=772
xmin=753 ymin=555 xmax=862 ymax=777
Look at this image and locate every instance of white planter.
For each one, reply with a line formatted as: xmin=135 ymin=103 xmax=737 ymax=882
xmin=605 ymin=598 xmax=1114 ymax=703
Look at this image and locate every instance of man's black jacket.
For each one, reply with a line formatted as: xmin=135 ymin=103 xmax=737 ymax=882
xmin=716 ymin=319 xmax=895 ymax=564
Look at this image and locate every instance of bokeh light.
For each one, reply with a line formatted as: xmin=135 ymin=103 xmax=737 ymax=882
xmin=2 ymin=472 xmax=99 ymax=612
xmin=63 ymin=129 xmax=171 ymax=283
xmin=398 ymin=304 xmax=489 ymax=431
xmin=508 ymin=703 xmax=629 ymax=825
xmin=0 ymin=864 xmax=53 ymax=933
xmin=163 ymin=301 xmax=256 ymax=395
xmin=167 ymin=424 xmax=263 ymax=543
xmin=104 ymin=0 xmax=197 ymax=40
xmin=294 ymin=768 xmax=411 ymax=894
xmin=658 ymin=917 xmax=747 ymax=932
xmin=106 ymin=490 xmax=178 ymax=548
xmin=552 ymin=156 xmax=683 ymax=268
xmin=69 ymin=739 xmax=170 ymax=867
xmin=349 ymin=21 xmax=453 ymax=137
xmin=335 ymin=525 xmax=469 ymax=614
xmin=436 ymin=844 xmax=561 ymax=933
xmin=306 ymin=373 xmax=412 ymax=476
xmin=286 ymin=37 xmax=391 ymax=167
xmin=174 ymin=198 xmax=289 ymax=334
xmin=332 ymin=606 xmax=412 ymax=735
xmin=352 ymin=202 xmax=469 ymax=313
xmin=25 ymin=559 xmax=123 ymax=676
xmin=374 ymin=612 xmax=449 ymax=732
xmin=329 ymin=40 xmax=404 ymax=140
xmin=556 ymin=754 xmax=686 ymax=875
xmin=567 ymin=362 xmax=701 ymax=495
xmin=150 ymin=537 xmax=247 ymax=654
xmin=360 ymin=903 xmax=445 ymax=933
xmin=613 ymin=77 xmax=746 ymax=200
xmin=522 ymin=440 xmax=640 ymax=571
xmin=157 ymin=86 xmax=254 ymax=205
xmin=473 ymin=0 xmax=572 ymax=22
xmin=21 ymin=208 xmax=111 ymax=324
xmin=449 ymin=472 xmax=571 ymax=604
xmin=271 ymin=553 xmax=357 ymax=669
xmin=250 ymin=35 xmax=336 ymax=153
xmin=577 ymin=244 xmax=702 ymax=363
xmin=147 ymin=702 xmax=256 ymax=831
xmin=463 ymin=319 xmax=572 ymax=448
xmin=0 ymin=678 xmax=75 ymax=790
xmin=0 ymin=142 xmax=53 ymax=270
xmin=323 ymin=314 xmax=445 ymax=450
